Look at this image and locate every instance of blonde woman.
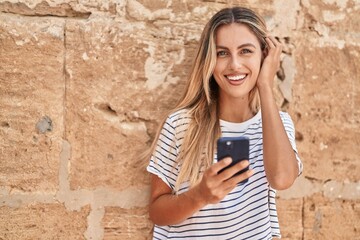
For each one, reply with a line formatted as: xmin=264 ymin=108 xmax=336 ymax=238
xmin=146 ymin=6 xmax=303 ymax=239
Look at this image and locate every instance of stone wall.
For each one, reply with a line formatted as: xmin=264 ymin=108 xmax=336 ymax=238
xmin=0 ymin=0 xmax=359 ymax=239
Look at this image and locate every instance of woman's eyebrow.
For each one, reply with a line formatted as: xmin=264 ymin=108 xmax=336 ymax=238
xmin=216 ymin=43 xmax=257 ymax=49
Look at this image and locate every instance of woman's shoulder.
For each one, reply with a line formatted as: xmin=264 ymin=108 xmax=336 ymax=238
xmin=165 ymin=108 xmax=192 ymax=128
xmin=168 ymin=108 xmax=190 ymax=119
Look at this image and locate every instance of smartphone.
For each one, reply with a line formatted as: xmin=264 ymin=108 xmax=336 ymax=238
xmin=217 ymin=136 xmax=250 ymax=182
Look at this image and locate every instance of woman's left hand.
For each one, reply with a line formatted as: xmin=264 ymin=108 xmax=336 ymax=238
xmin=256 ymin=35 xmax=282 ymax=89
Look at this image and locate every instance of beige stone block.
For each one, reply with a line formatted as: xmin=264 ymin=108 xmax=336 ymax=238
xmin=64 ymin=19 xmax=150 ymax=191
xmin=292 ymin=46 xmax=360 ymax=182
xmin=102 ymin=206 xmax=153 ymax=240
xmin=0 ymin=204 xmax=90 ymax=240
xmin=277 ymin=198 xmax=303 ymax=240
xmin=64 ymin=16 xmax=197 ymax=190
xmin=303 ymin=193 xmax=360 ymax=239
xmin=0 ymin=14 xmax=65 ymax=191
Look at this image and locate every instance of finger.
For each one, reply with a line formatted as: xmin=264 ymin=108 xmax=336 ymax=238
xmin=224 ymin=169 xmax=254 ymax=189
xmin=216 ymin=160 xmax=250 ymax=181
xmin=265 ymin=37 xmax=275 ymax=49
xmin=268 ymin=36 xmax=283 ymax=53
xmin=268 ymin=35 xmax=280 ymax=45
xmin=266 ymin=36 xmax=283 ymax=53
xmin=209 ymin=157 xmax=232 ymax=176
xmin=267 ymin=35 xmax=281 ymax=45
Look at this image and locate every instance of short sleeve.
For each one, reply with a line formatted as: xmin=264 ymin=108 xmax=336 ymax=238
xmin=280 ymin=112 xmax=303 ymax=176
xmin=146 ymin=116 xmax=179 ymax=190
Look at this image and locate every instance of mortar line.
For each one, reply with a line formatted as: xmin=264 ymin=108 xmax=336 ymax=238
xmin=63 ymin=19 xmax=67 ymax=140
xmin=85 ymin=203 xmax=105 ymax=240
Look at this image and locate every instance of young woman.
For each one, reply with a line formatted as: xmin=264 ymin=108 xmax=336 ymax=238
xmin=146 ymin=6 xmax=303 ymax=239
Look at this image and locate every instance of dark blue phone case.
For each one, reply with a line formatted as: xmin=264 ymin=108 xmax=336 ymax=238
xmin=217 ymin=136 xmax=250 ymax=183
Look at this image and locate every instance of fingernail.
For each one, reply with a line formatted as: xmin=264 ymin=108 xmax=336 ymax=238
xmin=224 ymin=158 xmax=232 ymax=164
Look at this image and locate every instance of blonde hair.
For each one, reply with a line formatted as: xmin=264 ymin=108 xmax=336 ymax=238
xmin=148 ymin=7 xmax=268 ymax=192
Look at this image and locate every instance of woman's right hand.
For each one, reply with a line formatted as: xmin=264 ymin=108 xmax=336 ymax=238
xmin=149 ymin=158 xmax=253 ymax=226
xmin=193 ymin=157 xmax=254 ymax=205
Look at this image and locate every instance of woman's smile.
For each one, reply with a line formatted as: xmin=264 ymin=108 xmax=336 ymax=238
xmin=225 ymin=73 xmax=248 ymax=85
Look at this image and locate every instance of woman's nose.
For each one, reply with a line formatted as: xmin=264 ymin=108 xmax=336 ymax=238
xmin=229 ymin=56 xmax=242 ymax=70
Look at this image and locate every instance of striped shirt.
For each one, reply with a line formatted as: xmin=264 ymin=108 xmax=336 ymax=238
xmin=147 ymin=109 xmax=303 ymax=239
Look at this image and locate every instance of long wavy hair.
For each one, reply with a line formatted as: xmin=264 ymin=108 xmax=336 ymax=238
xmin=148 ymin=7 xmax=268 ymax=192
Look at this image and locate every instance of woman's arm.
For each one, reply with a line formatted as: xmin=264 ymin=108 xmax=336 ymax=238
xmin=257 ymin=36 xmax=299 ymax=190
xmin=149 ymin=158 xmax=253 ymax=226
xmin=149 ymin=174 xmax=206 ymax=226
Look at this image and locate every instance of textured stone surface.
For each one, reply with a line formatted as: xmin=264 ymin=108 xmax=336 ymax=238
xmin=1 ymin=0 xmax=360 ymax=239
xmin=277 ymin=198 xmax=303 ymax=240
xmin=102 ymin=206 xmax=152 ymax=240
xmin=303 ymin=193 xmax=360 ymax=239
xmin=0 ymin=14 xmax=65 ymax=191
xmin=292 ymin=45 xmax=360 ymax=182
xmin=63 ymin=21 xmax=150 ymax=183
xmin=0 ymin=204 xmax=90 ymax=240
xmin=64 ymin=18 xmax=188 ymax=191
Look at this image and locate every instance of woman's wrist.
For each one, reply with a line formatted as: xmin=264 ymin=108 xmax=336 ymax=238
xmin=185 ymin=184 xmax=208 ymax=209
xmin=257 ymin=80 xmax=275 ymax=98
xmin=256 ymin=77 xmax=274 ymax=91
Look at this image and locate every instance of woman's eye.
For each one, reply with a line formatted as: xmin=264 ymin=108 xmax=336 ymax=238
xmin=217 ymin=51 xmax=228 ymax=57
xmin=240 ymin=49 xmax=253 ymax=54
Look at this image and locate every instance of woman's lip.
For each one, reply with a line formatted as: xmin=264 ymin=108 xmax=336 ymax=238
xmin=226 ymin=75 xmax=247 ymax=85
xmin=225 ymin=74 xmax=248 ymax=82
xmin=226 ymin=74 xmax=247 ymax=81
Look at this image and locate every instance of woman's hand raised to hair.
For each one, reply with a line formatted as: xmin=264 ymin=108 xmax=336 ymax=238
xmin=256 ymin=35 xmax=282 ymax=89
xmin=192 ymin=158 xmax=254 ymax=205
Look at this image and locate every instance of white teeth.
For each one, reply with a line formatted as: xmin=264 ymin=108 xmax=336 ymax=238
xmin=227 ymin=74 xmax=246 ymax=81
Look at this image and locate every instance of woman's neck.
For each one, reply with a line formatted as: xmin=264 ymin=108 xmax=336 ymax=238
xmin=218 ymin=96 xmax=254 ymax=123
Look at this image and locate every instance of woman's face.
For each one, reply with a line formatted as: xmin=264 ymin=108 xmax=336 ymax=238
xmin=213 ymin=23 xmax=262 ymax=103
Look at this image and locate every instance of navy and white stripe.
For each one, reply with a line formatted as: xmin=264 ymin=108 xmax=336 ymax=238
xmin=147 ymin=109 xmax=303 ymax=239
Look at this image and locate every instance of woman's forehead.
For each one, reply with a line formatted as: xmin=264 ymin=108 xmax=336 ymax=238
xmin=215 ymin=23 xmax=261 ymax=47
